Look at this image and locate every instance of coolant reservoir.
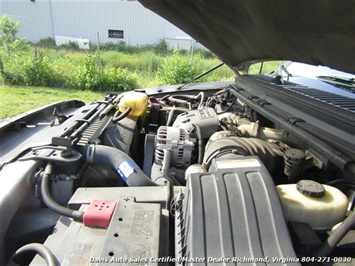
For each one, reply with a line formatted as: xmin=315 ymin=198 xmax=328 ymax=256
xmin=118 ymin=91 xmax=148 ymax=117
xmin=276 ymin=180 xmax=348 ymax=230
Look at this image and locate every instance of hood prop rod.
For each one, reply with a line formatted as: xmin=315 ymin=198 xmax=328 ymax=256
xmin=177 ymin=62 xmax=224 ymax=90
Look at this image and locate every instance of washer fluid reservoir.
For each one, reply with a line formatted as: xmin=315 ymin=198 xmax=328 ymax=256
xmin=276 ymin=180 xmax=348 ymax=230
xmin=118 ymin=91 xmax=148 ymax=117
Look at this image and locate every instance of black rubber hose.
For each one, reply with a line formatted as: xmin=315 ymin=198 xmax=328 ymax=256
xmin=193 ymin=123 xmax=204 ymax=164
xmin=41 ymin=162 xmax=84 ymax=221
xmin=314 ymin=210 xmax=355 ymax=257
xmin=11 ymin=243 xmax=57 ymax=266
xmin=86 ymin=145 xmax=158 ymax=186
xmin=112 ymin=106 xmax=132 ymax=123
xmin=216 ymin=97 xmax=237 ymax=114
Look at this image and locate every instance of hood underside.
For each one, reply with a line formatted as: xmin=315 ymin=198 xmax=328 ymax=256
xmin=138 ymin=0 xmax=355 ymax=74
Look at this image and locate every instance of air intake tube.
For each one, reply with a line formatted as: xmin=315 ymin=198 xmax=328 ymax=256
xmin=85 ymin=145 xmax=158 ymax=186
xmin=203 ymin=133 xmax=281 ymax=172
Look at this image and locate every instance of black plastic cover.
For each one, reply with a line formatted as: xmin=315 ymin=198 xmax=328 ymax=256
xmin=176 ymin=157 xmax=300 ymax=265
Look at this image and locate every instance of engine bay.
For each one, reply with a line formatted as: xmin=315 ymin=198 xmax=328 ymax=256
xmin=2 ymin=79 xmax=355 ymax=265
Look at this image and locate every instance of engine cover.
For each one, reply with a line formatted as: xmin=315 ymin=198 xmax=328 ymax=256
xmin=176 ymin=157 xmax=300 ymax=265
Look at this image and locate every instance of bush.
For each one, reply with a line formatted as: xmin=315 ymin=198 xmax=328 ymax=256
xmin=99 ymin=39 xmax=170 ymax=56
xmin=156 ymin=49 xmax=195 ymax=85
xmin=23 ymin=50 xmax=65 ymax=87
xmin=70 ymin=53 xmax=100 ymax=90
xmin=101 ymin=67 xmax=138 ymax=91
xmin=89 ymin=42 xmax=98 ymax=52
xmin=58 ymin=41 xmax=80 ymax=51
xmin=154 ymin=39 xmax=169 ymax=55
xmin=139 ymin=51 xmax=163 ymax=72
xmin=68 ymin=53 xmax=138 ymax=91
xmin=195 ymin=48 xmax=216 ymax=59
xmin=100 ymin=41 xmax=133 ymax=54
xmin=36 ymin=37 xmax=56 ymax=48
xmin=1 ymin=60 xmax=26 ymax=85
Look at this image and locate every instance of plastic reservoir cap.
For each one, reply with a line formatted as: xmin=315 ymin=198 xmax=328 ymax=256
xmin=296 ymin=180 xmax=325 ymax=198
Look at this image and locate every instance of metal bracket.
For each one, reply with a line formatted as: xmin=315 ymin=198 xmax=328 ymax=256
xmin=19 ymin=146 xmax=82 ymax=165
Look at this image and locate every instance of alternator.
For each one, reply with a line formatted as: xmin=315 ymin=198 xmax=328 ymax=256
xmin=155 ymin=126 xmax=195 ymax=168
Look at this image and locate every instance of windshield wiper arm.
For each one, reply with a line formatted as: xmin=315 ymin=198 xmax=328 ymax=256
xmin=317 ymin=75 xmax=355 ymax=86
xmin=317 ymin=75 xmax=355 ymax=93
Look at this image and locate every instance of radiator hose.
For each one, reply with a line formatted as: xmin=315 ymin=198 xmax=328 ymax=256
xmin=86 ymin=145 xmax=158 ymax=186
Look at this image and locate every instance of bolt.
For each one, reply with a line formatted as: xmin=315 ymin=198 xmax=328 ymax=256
xmin=61 ymin=150 xmax=73 ymax=158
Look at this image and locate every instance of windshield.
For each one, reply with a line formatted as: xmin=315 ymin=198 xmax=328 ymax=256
xmin=245 ymin=61 xmax=355 ymax=99
xmin=280 ymin=62 xmax=355 ymax=79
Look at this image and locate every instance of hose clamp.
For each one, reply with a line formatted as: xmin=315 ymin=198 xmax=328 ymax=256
xmin=86 ymin=144 xmax=96 ymax=163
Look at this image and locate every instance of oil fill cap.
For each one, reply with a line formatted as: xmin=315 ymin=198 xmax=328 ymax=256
xmin=296 ymin=180 xmax=325 ymax=198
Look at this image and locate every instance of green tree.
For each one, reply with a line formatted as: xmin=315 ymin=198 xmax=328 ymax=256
xmin=0 ymin=14 xmax=29 ymax=55
xmin=0 ymin=14 xmax=29 ymax=81
xmin=23 ymin=50 xmax=65 ymax=87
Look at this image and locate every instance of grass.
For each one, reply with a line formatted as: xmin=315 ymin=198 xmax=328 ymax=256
xmin=0 ymin=85 xmax=111 ymax=120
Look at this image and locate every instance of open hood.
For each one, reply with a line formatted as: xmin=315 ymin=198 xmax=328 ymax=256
xmin=138 ymin=0 xmax=355 ymax=74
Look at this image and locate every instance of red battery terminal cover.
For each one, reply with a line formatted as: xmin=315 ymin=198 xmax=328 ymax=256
xmin=83 ymin=200 xmax=116 ymax=228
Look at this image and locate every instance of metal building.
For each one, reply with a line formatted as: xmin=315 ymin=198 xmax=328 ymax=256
xmin=0 ymin=0 xmax=193 ymax=48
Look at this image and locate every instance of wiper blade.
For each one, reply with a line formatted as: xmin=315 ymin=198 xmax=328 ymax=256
xmin=317 ymin=75 xmax=355 ymax=86
xmin=317 ymin=75 xmax=355 ymax=93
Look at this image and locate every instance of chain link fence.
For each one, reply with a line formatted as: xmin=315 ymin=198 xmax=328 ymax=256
xmin=0 ymin=5 xmax=234 ymax=91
